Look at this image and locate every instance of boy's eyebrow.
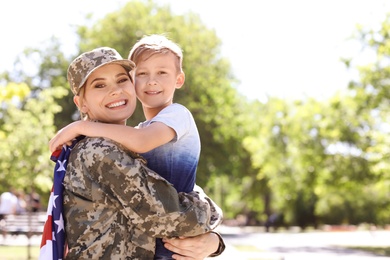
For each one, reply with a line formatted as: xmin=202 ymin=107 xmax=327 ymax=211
xmin=137 ymin=65 xmax=170 ymax=70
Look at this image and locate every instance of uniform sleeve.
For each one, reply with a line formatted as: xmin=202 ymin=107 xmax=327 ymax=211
xmin=76 ymin=137 xmax=222 ymax=238
xmin=208 ymin=232 xmax=226 ymax=257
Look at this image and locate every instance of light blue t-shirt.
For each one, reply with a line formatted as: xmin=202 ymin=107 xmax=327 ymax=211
xmin=138 ymin=103 xmax=201 ymax=259
xmin=137 ymin=103 xmax=200 ymax=193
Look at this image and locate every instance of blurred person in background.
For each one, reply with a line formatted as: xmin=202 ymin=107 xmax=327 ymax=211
xmin=15 ymin=190 xmax=27 ymax=214
xmin=0 ymin=188 xmax=18 ymax=219
xmin=27 ymin=188 xmax=42 ymax=212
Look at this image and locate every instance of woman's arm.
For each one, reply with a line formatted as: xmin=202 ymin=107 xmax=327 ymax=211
xmin=75 ymin=137 xmax=222 ymax=237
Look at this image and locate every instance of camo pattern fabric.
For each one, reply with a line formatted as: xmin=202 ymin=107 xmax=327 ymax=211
xmin=67 ymin=47 xmax=135 ymax=95
xmin=63 ymin=137 xmax=222 ymax=260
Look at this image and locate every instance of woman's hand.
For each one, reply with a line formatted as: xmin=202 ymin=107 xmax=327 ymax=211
xmin=163 ymin=232 xmax=222 ymax=260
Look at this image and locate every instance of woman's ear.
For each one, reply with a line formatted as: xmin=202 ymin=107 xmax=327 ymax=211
xmin=74 ymin=96 xmax=88 ymax=113
xmin=175 ymin=72 xmax=185 ymax=89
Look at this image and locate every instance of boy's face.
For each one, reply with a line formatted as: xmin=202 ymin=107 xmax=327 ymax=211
xmin=77 ymin=64 xmax=136 ymax=125
xmin=134 ymin=52 xmax=184 ymax=110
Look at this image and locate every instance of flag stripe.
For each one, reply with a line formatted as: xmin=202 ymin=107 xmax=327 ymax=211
xmin=39 ymin=138 xmax=82 ymax=260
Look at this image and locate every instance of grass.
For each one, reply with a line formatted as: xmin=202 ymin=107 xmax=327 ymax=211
xmin=346 ymin=246 xmax=390 ymax=256
xmin=0 ymin=245 xmax=40 ymax=260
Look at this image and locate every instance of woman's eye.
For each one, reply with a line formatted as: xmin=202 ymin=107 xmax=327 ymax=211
xmin=118 ymin=78 xmax=128 ymax=83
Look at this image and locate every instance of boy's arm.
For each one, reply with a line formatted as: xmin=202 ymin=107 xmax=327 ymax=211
xmin=49 ymin=120 xmax=175 ymax=153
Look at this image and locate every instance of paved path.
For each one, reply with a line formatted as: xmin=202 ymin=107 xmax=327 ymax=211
xmin=214 ymin=226 xmax=390 ymax=259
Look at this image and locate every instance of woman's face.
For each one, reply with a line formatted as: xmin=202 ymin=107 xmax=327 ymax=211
xmin=76 ymin=64 xmax=136 ymax=125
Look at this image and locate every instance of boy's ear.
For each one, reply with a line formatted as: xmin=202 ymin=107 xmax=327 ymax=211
xmin=175 ymin=72 xmax=185 ymax=89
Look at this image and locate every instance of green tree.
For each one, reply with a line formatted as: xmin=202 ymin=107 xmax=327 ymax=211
xmin=2 ymin=37 xmax=72 ymax=128
xmin=243 ymin=91 xmax=382 ymax=228
xmin=342 ymin=13 xmax=390 ymax=224
xmin=0 ymin=82 xmax=68 ymax=203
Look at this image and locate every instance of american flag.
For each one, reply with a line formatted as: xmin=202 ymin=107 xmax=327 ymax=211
xmin=39 ymin=138 xmax=82 ymax=260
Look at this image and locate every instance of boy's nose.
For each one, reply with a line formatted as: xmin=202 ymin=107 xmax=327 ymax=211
xmin=147 ymin=76 xmax=157 ymax=85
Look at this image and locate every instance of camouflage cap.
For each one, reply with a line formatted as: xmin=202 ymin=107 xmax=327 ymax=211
xmin=68 ymin=47 xmax=135 ymax=95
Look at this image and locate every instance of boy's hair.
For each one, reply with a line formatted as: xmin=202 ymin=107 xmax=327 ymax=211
xmin=128 ymin=34 xmax=183 ymax=72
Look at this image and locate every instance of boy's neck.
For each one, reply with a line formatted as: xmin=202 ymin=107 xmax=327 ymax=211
xmin=143 ymin=104 xmax=171 ymax=120
xmin=143 ymin=107 xmax=159 ymax=120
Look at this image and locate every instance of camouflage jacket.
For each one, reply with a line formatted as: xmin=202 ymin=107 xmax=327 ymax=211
xmin=63 ymin=137 xmax=222 ymax=260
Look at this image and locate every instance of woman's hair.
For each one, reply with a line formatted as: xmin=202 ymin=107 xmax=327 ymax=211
xmin=75 ymin=86 xmax=88 ymax=121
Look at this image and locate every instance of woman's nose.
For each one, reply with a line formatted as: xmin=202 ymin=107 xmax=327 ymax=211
xmin=109 ymin=84 xmax=123 ymax=95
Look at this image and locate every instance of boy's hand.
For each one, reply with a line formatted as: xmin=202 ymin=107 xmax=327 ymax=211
xmin=163 ymin=232 xmax=221 ymax=259
xmin=49 ymin=121 xmax=82 ymax=152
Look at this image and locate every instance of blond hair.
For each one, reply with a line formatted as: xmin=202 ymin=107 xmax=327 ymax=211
xmin=129 ymin=34 xmax=183 ymax=73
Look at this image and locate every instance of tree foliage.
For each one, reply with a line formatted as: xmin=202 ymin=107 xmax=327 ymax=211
xmin=0 ymin=83 xmax=68 ymax=203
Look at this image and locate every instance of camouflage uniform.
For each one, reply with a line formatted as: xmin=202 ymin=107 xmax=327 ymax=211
xmin=63 ymin=137 xmax=222 ymax=259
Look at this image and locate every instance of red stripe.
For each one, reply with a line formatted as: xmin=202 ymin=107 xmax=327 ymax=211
xmin=40 ymin=215 xmax=53 ymax=248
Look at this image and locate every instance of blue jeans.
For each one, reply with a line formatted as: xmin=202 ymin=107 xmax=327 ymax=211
xmin=154 ymin=238 xmax=174 ymax=260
